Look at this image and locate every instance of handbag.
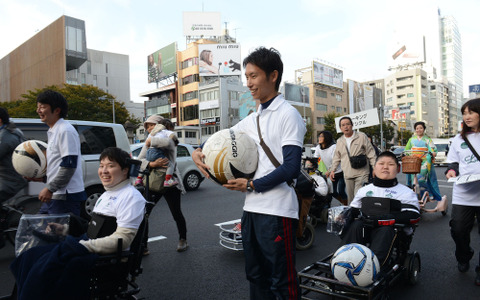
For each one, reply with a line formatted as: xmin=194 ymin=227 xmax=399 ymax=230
xmin=346 ymin=146 xmax=368 ymax=169
xmin=256 ymin=115 xmax=316 ymax=237
xmin=148 ymin=168 xmax=166 ymax=193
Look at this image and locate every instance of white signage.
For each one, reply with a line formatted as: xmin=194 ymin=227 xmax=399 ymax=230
xmin=335 ymin=108 xmax=380 ymax=133
xmin=183 ymin=12 xmax=222 ymax=36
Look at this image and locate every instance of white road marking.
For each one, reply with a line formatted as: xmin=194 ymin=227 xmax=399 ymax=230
xmin=148 ymin=235 xmax=167 ymax=242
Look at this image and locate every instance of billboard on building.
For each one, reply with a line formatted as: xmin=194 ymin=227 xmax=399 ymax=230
xmin=348 ymin=80 xmax=374 ymax=113
xmin=148 ymin=42 xmax=177 ymax=83
xmin=284 ymin=83 xmax=309 ymax=104
xmin=239 ymin=91 xmax=257 ymax=120
xmin=388 ymin=34 xmax=426 ymax=68
xmin=183 ymin=12 xmax=222 ymax=36
xmin=198 ymin=44 xmax=242 ymax=76
xmin=469 ymin=84 xmax=480 ymax=99
xmin=313 ymin=61 xmax=343 ymax=89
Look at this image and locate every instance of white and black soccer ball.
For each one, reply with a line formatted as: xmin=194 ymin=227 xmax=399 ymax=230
xmin=331 ymin=243 xmax=380 ymax=287
xmin=12 ymin=140 xmax=48 ymax=178
xmin=202 ymin=129 xmax=258 ymax=185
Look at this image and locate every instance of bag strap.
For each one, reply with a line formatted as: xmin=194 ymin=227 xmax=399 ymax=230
xmin=345 ymin=144 xmax=351 ymax=158
xmin=256 ymin=114 xmax=281 ymax=168
xmin=256 ymin=114 xmax=313 ymax=186
xmin=464 ymin=135 xmax=480 ymax=161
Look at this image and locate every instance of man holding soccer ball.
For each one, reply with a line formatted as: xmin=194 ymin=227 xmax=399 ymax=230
xmin=193 ymin=47 xmax=306 ymax=299
xmin=31 ymin=90 xmax=86 ymax=216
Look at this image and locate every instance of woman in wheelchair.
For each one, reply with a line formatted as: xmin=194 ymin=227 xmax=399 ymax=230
xmin=10 ymin=147 xmax=146 ymax=299
xmin=340 ymin=151 xmax=421 ymax=268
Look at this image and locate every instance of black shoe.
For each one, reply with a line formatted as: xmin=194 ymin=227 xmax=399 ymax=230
xmin=458 ymin=261 xmax=470 ymax=273
xmin=475 ymin=266 xmax=480 ymax=286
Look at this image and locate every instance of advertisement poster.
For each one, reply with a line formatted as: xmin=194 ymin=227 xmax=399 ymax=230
xmin=198 ymin=44 xmax=242 ymax=76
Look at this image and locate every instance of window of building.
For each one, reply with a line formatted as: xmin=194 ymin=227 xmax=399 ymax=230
xmin=87 ymin=61 xmax=91 ymax=74
xmin=316 ymin=117 xmax=325 ymax=125
xmin=331 ymin=105 xmax=335 ymax=110
xmin=179 ymin=57 xmax=199 ymax=70
xmin=202 ymin=125 xmax=221 ymax=136
xmin=105 ymin=63 xmax=108 ymax=73
xmin=182 ymin=105 xmax=199 ymax=121
xmin=407 ymin=93 xmax=414 ymax=97
xmin=81 ymin=73 xmax=86 ymax=84
xmin=316 ymin=104 xmax=327 ymax=111
xmin=316 ymin=90 xmax=327 ymax=98
xmin=177 ymin=132 xmax=182 ymax=138
xmin=182 ymin=74 xmax=199 ymax=85
xmin=106 ymin=77 xmax=108 ymax=87
xmin=200 ymin=90 xmax=219 ymax=102
xmin=336 ymin=106 xmax=342 ymax=113
xmin=229 ymin=91 xmax=240 ymax=101
xmin=336 ymin=94 xmax=342 ymax=102
xmin=200 ymin=108 xmax=220 ymax=118
xmin=331 ymin=93 xmax=335 ymax=97
xmin=93 ymin=75 xmax=97 ymax=86
xmin=182 ymin=91 xmax=198 ymax=102
xmin=344 ymin=108 xmax=347 ymax=113
xmin=66 ymin=26 xmax=83 ymax=52
xmin=185 ymin=131 xmax=197 ymax=138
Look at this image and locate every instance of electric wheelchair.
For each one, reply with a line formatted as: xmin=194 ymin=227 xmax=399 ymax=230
xmin=298 ymin=197 xmax=421 ymax=300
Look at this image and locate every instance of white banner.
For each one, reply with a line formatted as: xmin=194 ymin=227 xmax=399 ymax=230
xmin=335 ymin=108 xmax=380 ymax=133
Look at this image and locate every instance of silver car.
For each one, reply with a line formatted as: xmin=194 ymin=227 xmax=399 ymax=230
xmin=130 ymin=143 xmax=204 ymax=191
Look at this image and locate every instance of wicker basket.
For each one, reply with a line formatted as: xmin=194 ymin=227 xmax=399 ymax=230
xmin=401 ymin=156 xmax=422 ymax=174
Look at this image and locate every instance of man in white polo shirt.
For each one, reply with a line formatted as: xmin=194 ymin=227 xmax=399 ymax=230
xmin=33 ymin=90 xmax=86 ymax=216
xmin=193 ymin=47 xmax=306 ymax=299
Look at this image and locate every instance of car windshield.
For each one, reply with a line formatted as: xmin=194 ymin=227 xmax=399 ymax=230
xmin=393 ymin=147 xmax=405 ymax=154
xmin=436 ymin=144 xmax=448 ymax=152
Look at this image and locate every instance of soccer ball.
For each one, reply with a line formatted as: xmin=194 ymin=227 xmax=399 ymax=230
xmin=12 ymin=140 xmax=48 ymax=178
xmin=202 ymin=129 xmax=258 ymax=185
xmin=331 ymin=243 xmax=380 ymax=287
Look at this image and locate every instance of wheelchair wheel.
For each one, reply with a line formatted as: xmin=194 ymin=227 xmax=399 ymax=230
xmin=5 ymin=209 xmax=22 ymax=245
xmin=404 ymin=252 xmax=421 ymax=285
xmin=310 ymin=215 xmax=318 ymax=228
xmin=296 ymin=222 xmax=315 ymax=251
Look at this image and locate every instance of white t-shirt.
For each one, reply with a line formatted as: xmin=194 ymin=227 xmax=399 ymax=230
xmin=46 ymin=118 xmax=84 ymax=196
xmin=93 ymin=183 xmax=146 ymax=229
xmin=350 ymin=182 xmax=420 ymax=213
xmin=314 ymin=144 xmax=342 ymax=174
xmin=231 ymin=94 xmax=306 ymax=219
xmin=447 ymin=132 xmax=480 ymax=206
xmin=345 ymin=135 xmax=354 ymax=151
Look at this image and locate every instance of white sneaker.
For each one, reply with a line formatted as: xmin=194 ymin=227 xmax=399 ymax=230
xmin=164 ymin=178 xmax=179 ymax=187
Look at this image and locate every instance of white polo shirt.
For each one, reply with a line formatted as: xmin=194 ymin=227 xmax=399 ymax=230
xmin=447 ymin=132 xmax=480 ymax=206
xmin=93 ymin=183 xmax=146 ymax=229
xmin=47 ymin=118 xmax=84 ymax=196
xmin=231 ymin=94 xmax=306 ymax=219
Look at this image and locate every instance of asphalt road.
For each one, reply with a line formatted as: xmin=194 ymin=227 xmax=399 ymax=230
xmin=1 ymin=166 xmax=479 ymax=299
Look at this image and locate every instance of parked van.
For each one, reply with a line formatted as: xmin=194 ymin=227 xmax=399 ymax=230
xmin=432 ymin=138 xmax=450 ymax=166
xmin=9 ymin=118 xmax=131 ymax=216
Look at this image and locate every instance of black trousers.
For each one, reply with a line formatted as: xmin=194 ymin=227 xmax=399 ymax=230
xmin=450 ymin=204 xmax=480 ymax=264
xmin=144 ymin=187 xmax=187 ymax=247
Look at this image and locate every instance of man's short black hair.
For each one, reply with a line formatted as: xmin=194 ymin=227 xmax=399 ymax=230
xmin=0 ymin=107 xmax=10 ymax=124
xmin=243 ymin=47 xmax=283 ymax=91
xmin=375 ymin=151 xmax=399 ymax=166
xmin=100 ymin=147 xmax=130 ymax=171
xmin=339 ymin=116 xmax=353 ymax=126
xmin=36 ymin=90 xmax=68 ymax=118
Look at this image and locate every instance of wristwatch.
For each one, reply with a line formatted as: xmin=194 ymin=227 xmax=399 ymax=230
xmin=246 ymin=180 xmax=254 ymax=192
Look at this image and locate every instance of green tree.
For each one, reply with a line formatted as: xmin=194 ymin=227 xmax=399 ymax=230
xmin=397 ymin=129 xmax=413 ymax=146
xmin=360 ymin=121 xmax=395 ymax=150
xmin=304 ymin=121 xmax=313 ymax=145
xmin=2 ymin=84 xmax=141 ymax=126
xmin=323 ymin=112 xmax=342 ymax=140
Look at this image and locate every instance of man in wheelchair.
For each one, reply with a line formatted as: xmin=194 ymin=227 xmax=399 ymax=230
xmin=340 ymin=151 xmax=421 ymax=268
xmin=10 ymin=147 xmax=146 ymax=299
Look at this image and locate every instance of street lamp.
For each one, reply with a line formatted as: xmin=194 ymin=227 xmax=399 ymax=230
xmin=112 ymin=97 xmax=115 ymax=124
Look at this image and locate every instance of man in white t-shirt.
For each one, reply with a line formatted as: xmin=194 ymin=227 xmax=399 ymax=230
xmin=32 ymin=90 xmax=86 ymax=216
xmin=329 ymin=116 xmax=377 ymax=204
xmin=192 ymin=47 xmax=306 ymax=299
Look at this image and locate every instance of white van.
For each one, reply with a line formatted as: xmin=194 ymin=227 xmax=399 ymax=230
xmin=432 ymin=138 xmax=450 ymax=166
xmin=9 ymin=118 xmax=132 ymax=216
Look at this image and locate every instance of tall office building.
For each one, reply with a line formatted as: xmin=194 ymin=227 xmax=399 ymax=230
xmin=440 ymin=14 xmax=463 ymax=111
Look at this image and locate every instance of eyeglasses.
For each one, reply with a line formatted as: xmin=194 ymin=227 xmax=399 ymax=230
xmin=340 ymin=123 xmax=352 ymax=127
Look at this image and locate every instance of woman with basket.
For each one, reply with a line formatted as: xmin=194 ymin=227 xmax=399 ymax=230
xmin=404 ymin=121 xmax=447 ymax=211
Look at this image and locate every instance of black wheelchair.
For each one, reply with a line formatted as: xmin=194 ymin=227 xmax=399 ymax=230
xmin=298 ymin=198 xmax=421 ymax=300
xmin=2 ymin=159 xmax=151 ymax=300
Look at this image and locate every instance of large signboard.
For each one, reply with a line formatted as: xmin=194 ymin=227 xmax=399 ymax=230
xmin=469 ymin=84 xmax=480 ymax=99
xmin=334 ymin=108 xmax=380 ymax=133
xmin=348 ymin=80 xmax=374 ymax=113
xmin=183 ymin=12 xmax=222 ymax=36
xmin=148 ymin=42 xmax=177 ymax=83
xmin=388 ymin=34 xmax=426 ymax=68
xmin=284 ymin=83 xmax=309 ymax=104
xmin=313 ymin=61 xmax=343 ymax=89
xmin=198 ymin=44 xmax=242 ymax=76
xmin=239 ymin=91 xmax=257 ymax=120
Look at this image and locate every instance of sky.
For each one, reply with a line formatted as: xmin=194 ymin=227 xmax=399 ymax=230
xmin=1 ymin=0 xmax=478 ymax=103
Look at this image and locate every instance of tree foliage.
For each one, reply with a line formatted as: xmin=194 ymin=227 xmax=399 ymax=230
xmin=323 ymin=112 xmax=342 ymax=140
xmin=304 ymin=121 xmax=313 ymax=145
xmin=1 ymin=84 xmax=141 ymax=126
